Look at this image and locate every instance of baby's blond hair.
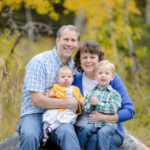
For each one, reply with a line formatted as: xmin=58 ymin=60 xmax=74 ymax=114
xmin=95 ymin=60 xmax=115 ymax=74
xmin=57 ymin=65 xmax=73 ymax=77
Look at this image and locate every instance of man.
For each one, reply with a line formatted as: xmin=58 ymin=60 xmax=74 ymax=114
xmin=17 ymin=25 xmax=81 ymax=150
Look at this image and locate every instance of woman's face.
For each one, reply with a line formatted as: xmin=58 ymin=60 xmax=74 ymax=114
xmin=80 ymin=50 xmax=99 ymax=73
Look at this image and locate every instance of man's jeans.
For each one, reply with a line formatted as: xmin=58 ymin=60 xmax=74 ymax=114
xmin=76 ymin=124 xmax=123 ymax=150
xmin=17 ymin=114 xmax=43 ymax=150
xmin=50 ymin=123 xmax=81 ymax=150
xmin=17 ymin=113 xmax=81 ymax=150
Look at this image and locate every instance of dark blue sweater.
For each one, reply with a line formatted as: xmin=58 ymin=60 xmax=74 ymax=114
xmin=73 ymin=72 xmax=135 ymax=138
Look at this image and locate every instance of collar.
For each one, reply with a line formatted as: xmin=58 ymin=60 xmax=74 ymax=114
xmin=52 ymin=47 xmax=74 ymax=67
xmin=95 ymin=84 xmax=112 ymax=91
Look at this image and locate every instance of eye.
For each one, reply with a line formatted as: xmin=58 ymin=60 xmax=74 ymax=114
xmin=98 ymin=72 xmax=102 ymax=74
xmin=81 ymin=56 xmax=87 ymax=59
xmin=91 ymin=56 xmax=96 ymax=59
xmin=71 ymin=39 xmax=77 ymax=42
xmin=64 ymin=38 xmax=69 ymax=41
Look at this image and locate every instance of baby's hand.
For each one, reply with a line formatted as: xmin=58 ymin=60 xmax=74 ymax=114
xmin=79 ymin=98 xmax=85 ymax=107
xmin=46 ymin=92 xmax=54 ymax=98
xmin=90 ymin=96 xmax=98 ymax=106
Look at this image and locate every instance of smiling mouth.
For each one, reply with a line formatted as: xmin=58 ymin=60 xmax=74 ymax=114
xmin=64 ymin=46 xmax=73 ymax=51
xmin=100 ymin=79 xmax=106 ymax=82
xmin=85 ymin=64 xmax=94 ymax=67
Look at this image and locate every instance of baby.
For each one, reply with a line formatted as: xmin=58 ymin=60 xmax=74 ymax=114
xmin=42 ymin=65 xmax=85 ymax=144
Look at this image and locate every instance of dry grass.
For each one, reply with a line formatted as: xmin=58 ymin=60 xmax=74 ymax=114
xmin=0 ymin=36 xmax=55 ymax=141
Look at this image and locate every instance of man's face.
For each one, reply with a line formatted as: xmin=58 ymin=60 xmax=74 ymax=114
xmin=56 ymin=29 xmax=78 ymax=60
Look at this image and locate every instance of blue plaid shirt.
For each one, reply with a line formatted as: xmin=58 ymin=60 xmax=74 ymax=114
xmin=82 ymin=85 xmax=122 ymax=128
xmin=21 ymin=48 xmax=75 ymax=117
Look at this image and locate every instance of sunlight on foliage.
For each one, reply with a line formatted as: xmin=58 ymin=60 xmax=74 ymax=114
xmin=0 ymin=0 xmax=60 ymax=20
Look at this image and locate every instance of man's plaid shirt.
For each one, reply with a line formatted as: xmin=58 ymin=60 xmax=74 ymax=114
xmin=82 ymin=85 xmax=122 ymax=128
xmin=21 ymin=48 xmax=75 ymax=117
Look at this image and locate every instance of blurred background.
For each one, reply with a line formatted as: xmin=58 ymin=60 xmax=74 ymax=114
xmin=0 ymin=0 xmax=150 ymax=148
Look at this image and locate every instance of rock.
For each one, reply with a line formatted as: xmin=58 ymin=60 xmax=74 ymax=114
xmin=119 ymin=130 xmax=149 ymax=150
xmin=0 ymin=130 xmax=149 ymax=150
xmin=0 ymin=133 xmax=20 ymax=150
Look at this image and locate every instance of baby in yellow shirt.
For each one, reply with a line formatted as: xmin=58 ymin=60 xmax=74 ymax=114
xmin=42 ymin=65 xmax=85 ymax=144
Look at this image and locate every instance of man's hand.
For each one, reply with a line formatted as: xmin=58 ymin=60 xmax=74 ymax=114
xmin=90 ymin=96 xmax=98 ymax=106
xmin=46 ymin=92 xmax=55 ymax=98
xmin=66 ymin=97 xmax=78 ymax=113
xmin=79 ymin=98 xmax=85 ymax=107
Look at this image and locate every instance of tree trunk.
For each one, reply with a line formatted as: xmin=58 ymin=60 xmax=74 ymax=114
xmin=25 ymin=8 xmax=34 ymax=44
xmin=103 ymin=0 xmax=120 ymax=66
xmin=146 ymin=0 xmax=150 ymax=25
xmin=124 ymin=0 xmax=141 ymax=88
xmin=74 ymin=13 xmax=86 ymax=35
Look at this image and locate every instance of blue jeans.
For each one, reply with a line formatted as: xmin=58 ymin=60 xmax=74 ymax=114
xmin=17 ymin=113 xmax=43 ymax=150
xmin=97 ymin=125 xmax=123 ymax=150
xmin=50 ymin=123 xmax=81 ymax=150
xmin=76 ymin=124 xmax=123 ymax=150
xmin=17 ymin=114 xmax=81 ymax=150
xmin=76 ymin=124 xmax=98 ymax=150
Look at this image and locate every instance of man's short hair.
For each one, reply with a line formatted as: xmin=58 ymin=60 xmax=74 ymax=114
xmin=56 ymin=25 xmax=80 ymax=41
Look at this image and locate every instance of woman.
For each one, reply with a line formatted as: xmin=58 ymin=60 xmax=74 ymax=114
xmin=72 ymin=40 xmax=135 ymax=150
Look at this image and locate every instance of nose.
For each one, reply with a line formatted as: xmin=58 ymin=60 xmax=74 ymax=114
xmin=67 ymin=40 xmax=72 ymax=46
xmin=86 ymin=57 xmax=91 ymax=62
xmin=101 ymin=73 xmax=105 ymax=77
xmin=64 ymin=78 xmax=68 ymax=81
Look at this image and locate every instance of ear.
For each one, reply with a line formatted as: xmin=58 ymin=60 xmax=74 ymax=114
xmin=111 ymin=74 xmax=114 ymax=81
xmin=56 ymin=77 xmax=59 ymax=83
xmin=56 ymin=38 xmax=59 ymax=45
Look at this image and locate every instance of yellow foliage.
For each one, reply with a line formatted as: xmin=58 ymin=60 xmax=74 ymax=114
xmin=0 ymin=1 xmax=3 ymax=11
xmin=129 ymin=0 xmax=141 ymax=15
xmin=124 ymin=56 xmax=134 ymax=67
xmin=0 ymin=0 xmax=59 ymax=20
xmin=136 ymin=47 xmax=148 ymax=60
xmin=64 ymin=0 xmax=141 ymax=53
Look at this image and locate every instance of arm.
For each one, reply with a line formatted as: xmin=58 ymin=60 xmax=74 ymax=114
xmin=111 ymin=73 xmax=135 ymax=122
xmin=25 ymin=59 xmax=78 ymax=111
xmin=89 ymin=73 xmax=135 ymax=123
xmin=30 ymin=92 xmax=78 ymax=111
xmin=82 ymin=94 xmax=95 ymax=113
xmin=89 ymin=111 xmax=119 ymax=123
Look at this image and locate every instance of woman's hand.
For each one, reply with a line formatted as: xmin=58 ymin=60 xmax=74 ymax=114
xmin=89 ymin=111 xmax=105 ymax=123
xmin=89 ymin=111 xmax=119 ymax=123
xmin=90 ymin=96 xmax=98 ymax=106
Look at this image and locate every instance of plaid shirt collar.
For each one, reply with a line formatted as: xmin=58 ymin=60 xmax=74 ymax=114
xmin=95 ymin=84 xmax=113 ymax=92
xmin=53 ymin=47 xmax=74 ymax=67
